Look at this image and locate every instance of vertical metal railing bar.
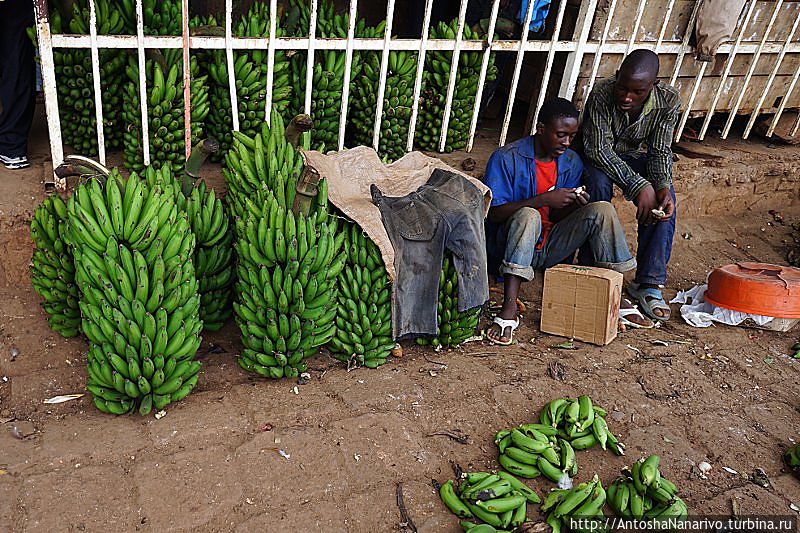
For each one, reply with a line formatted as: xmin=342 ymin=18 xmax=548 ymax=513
xmin=768 ymin=61 xmax=800 ymax=137
xmin=743 ymin=9 xmax=800 ymax=139
xmin=438 ymin=0 xmax=469 ymax=152
xmin=88 ymin=0 xmax=107 ymax=165
xmin=406 ymin=0 xmax=434 ymax=152
xmin=264 ymin=0 xmax=278 ymax=124
xmin=337 ymin=0 xmax=358 ymax=150
xmin=32 ymin=0 xmax=63 ymax=188
xmin=466 ymin=0 xmax=502 ymax=152
xmin=655 ymin=0 xmax=677 ymax=50
xmin=499 ymin=0 xmax=537 ymax=146
xmin=791 ymin=109 xmax=800 ymax=137
xmin=583 ymin=0 xmax=619 ymax=109
xmin=530 ymin=0 xmax=569 ymax=133
xmin=181 ymin=0 xmax=191 ymax=159
xmin=669 ymin=0 xmax=703 ymax=87
xmin=135 ymin=0 xmax=151 ymax=165
xmin=698 ymin=0 xmax=756 ymax=140
xmin=225 ymin=0 xmax=240 ymax=132
xmin=722 ymin=0 xmax=784 ymax=139
xmin=559 ymin=0 xmax=599 ymax=101
xmin=674 ymin=61 xmax=707 ymax=141
xmin=372 ymin=0 xmax=397 ymax=151
xmin=304 ymin=0 xmax=318 ymax=115
xmin=626 ymin=0 xmax=649 ymax=55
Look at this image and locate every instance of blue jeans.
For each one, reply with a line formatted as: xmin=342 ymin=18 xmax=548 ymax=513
xmin=491 ymin=202 xmax=636 ymax=281
xmin=581 ymin=156 xmax=676 ymax=286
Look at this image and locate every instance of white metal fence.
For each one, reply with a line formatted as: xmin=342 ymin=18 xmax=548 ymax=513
xmin=33 ymin=0 xmax=800 ymax=190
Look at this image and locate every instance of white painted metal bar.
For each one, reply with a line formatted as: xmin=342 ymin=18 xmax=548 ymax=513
xmin=88 ymin=0 xmax=106 ymax=165
xmin=674 ymin=61 xmax=707 ymax=142
xmin=559 ymin=0 xmax=599 ymax=100
xmin=337 ymin=0 xmax=358 ymax=151
xmin=265 ymin=0 xmax=278 ymax=124
xmin=767 ymin=62 xmax=800 ymax=137
xmin=583 ymin=0 xmax=619 ymax=104
xmin=722 ymin=0 xmax=784 ymax=139
xmin=530 ymin=0 xmax=569 ymax=133
xmin=655 ymin=0 xmax=677 ymax=49
xmin=304 ymin=0 xmax=318 ymax=115
xmin=372 ymin=0 xmax=397 ymax=151
xmin=499 ymin=0 xmax=538 ymax=146
xmin=182 ymin=0 xmax=191 ymax=159
xmin=32 ymin=0 xmax=63 ymax=189
xmin=467 ymin=0 xmax=502 ymax=152
xmin=669 ymin=0 xmax=703 ymax=87
xmin=698 ymin=0 xmax=756 ymax=141
xmin=743 ymin=10 xmax=800 ymax=139
xmin=224 ymin=0 xmax=240 ymax=132
xmin=406 ymin=0 xmax=434 ymax=152
xmin=438 ymin=0 xmax=469 ymax=152
xmin=135 ymin=0 xmax=150 ymax=165
xmin=792 ymin=111 xmax=800 ymax=137
xmin=626 ymin=0 xmax=648 ymax=55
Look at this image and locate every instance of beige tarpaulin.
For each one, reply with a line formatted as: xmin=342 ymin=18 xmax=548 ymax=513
xmin=303 ymin=146 xmax=492 ymax=281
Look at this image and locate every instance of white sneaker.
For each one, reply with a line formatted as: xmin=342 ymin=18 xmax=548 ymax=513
xmin=0 ymin=155 xmax=30 ymax=170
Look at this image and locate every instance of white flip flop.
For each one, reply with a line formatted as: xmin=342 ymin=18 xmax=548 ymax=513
xmin=487 ymin=316 xmax=520 ymax=346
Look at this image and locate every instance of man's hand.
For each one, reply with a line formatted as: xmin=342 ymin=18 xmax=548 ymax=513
xmin=541 ymin=188 xmax=581 ymax=209
xmin=634 ymin=185 xmax=658 ymax=225
xmin=654 ymin=187 xmax=674 ymax=220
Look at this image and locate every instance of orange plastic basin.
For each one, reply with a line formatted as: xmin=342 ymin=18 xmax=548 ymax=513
xmin=705 ymin=262 xmax=800 ymax=318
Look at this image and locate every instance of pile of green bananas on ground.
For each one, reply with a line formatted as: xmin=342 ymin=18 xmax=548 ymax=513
xmin=30 ymin=194 xmax=81 ymax=338
xmin=541 ymin=475 xmax=608 ymax=533
xmin=327 ymin=220 xmax=394 ymax=368
xmin=68 ymin=169 xmax=203 ymax=415
xmin=439 ymin=471 xmax=539 ymax=531
xmin=416 ymin=19 xmax=496 ymax=153
xmin=495 ymin=424 xmax=578 ymax=482
xmin=204 ymin=3 xmax=293 ymax=161
xmin=607 ymin=455 xmax=688 ymax=527
xmin=225 ymin=110 xmax=344 ymax=378
xmin=143 ymin=168 xmax=234 ymax=332
xmin=785 ymin=443 xmax=800 ymax=477
xmin=416 ymin=253 xmax=481 ymax=348
xmin=122 ymin=50 xmax=209 ymax=174
xmin=119 ymin=0 xmax=181 ymax=35
xmin=539 ymin=396 xmax=626 ymax=455
xmin=33 ymin=0 xmax=127 ymax=154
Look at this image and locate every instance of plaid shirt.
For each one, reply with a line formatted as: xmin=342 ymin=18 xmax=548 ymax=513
xmin=582 ymin=76 xmax=681 ymax=200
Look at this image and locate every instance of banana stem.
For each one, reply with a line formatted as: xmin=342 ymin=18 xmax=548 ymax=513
xmin=182 ymin=138 xmax=219 ymax=197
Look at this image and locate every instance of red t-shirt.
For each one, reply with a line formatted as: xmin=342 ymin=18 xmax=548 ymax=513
xmin=534 ymin=158 xmax=558 ymax=247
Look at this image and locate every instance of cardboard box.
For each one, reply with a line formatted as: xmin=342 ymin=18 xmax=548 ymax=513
xmin=540 ymin=265 xmax=623 ymax=346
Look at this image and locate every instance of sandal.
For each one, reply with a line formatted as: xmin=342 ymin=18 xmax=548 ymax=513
xmin=486 ymin=316 xmax=519 ymax=346
xmin=627 ymin=283 xmax=672 ymax=321
xmin=618 ymin=301 xmax=654 ymax=329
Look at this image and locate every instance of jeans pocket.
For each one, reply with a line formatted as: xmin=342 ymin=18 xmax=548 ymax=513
xmin=392 ymin=199 xmax=439 ymax=241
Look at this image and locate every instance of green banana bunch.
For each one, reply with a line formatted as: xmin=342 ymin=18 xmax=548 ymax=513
xmin=327 ymin=220 xmax=394 ymax=368
xmin=225 ymin=110 xmax=344 ymax=378
xmin=791 ymin=340 xmax=800 ymax=359
xmin=28 ymin=0 xmax=127 ymax=155
xmin=541 ymin=475 xmax=608 ymax=533
xmin=121 ymin=50 xmax=210 ymax=175
xmin=143 ymin=168 xmax=234 ymax=332
xmin=416 ymin=253 xmax=481 ymax=348
xmin=607 ymin=456 xmax=688 ymax=529
xmin=119 ymin=0 xmax=181 ymax=35
xmin=785 ymin=443 xmax=800 ymax=478
xmin=68 ymin=168 xmax=203 ymax=415
xmin=30 ymin=194 xmax=81 ymax=338
xmin=416 ymin=19 xmax=497 ymax=153
xmin=539 ymin=396 xmax=626 ymax=456
xmin=439 ymin=471 xmax=538 ymax=531
xmin=494 ymin=424 xmax=577 ymax=482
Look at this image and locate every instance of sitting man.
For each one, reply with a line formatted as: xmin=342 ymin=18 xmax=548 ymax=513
xmin=484 ymin=97 xmax=651 ymax=345
xmin=580 ymin=49 xmax=681 ymax=321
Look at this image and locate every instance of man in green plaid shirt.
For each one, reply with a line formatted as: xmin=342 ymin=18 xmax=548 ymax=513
xmin=580 ymin=49 xmax=681 ymax=322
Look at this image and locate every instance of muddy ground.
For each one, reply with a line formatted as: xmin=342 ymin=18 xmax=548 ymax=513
xmin=1 ymin=112 xmax=800 ymax=532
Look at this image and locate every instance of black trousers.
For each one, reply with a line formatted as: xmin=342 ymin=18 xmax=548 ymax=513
xmin=0 ymin=0 xmax=36 ymax=157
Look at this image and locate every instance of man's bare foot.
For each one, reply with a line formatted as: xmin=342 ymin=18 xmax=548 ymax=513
xmin=487 ymin=311 xmax=519 ymax=345
xmin=619 ymin=298 xmax=654 ymax=328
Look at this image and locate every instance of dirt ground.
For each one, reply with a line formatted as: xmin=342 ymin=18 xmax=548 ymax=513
xmin=1 ymin=110 xmax=800 ymax=532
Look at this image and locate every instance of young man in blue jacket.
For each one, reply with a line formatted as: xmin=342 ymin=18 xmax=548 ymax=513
xmin=484 ymin=98 xmax=651 ymax=345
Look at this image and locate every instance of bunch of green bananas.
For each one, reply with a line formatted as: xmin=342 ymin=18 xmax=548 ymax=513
xmin=416 ymin=19 xmax=497 ymax=153
xmin=119 ymin=0 xmax=181 ymax=35
xmin=439 ymin=471 xmax=539 ymax=531
xmin=539 ymin=396 xmax=626 ymax=455
xmin=67 ymin=169 xmax=202 ymax=415
xmin=204 ymin=3 xmax=293 ymax=161
xmin=143 ymin=169 xmax=234 ymax=332
xmin=541 ymin=475 xmax=608 ymax=533
xmin=607 ymin=455 xmax=688 ymax=527
xmin=30 ymin=194 xmax=81 ymax=338
xmin=785 ymin=443 xmax=800 ymax=475
xmin=494 ymin=424 xmax=577 ymax=482
xmin=327 ymin=220 xmax=394 ymax=368
xmin=416 ymin=253 xmax=481 ymax=348
xmin=30 ymin=0 xmax=127 ymax=154
xmin=121 ymin=50 xmax=210 ymax=174
xmin=791 ymin=340 xmax=800 ymax=359
xmin=225 ymin=110 xmax=344 ymax=378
